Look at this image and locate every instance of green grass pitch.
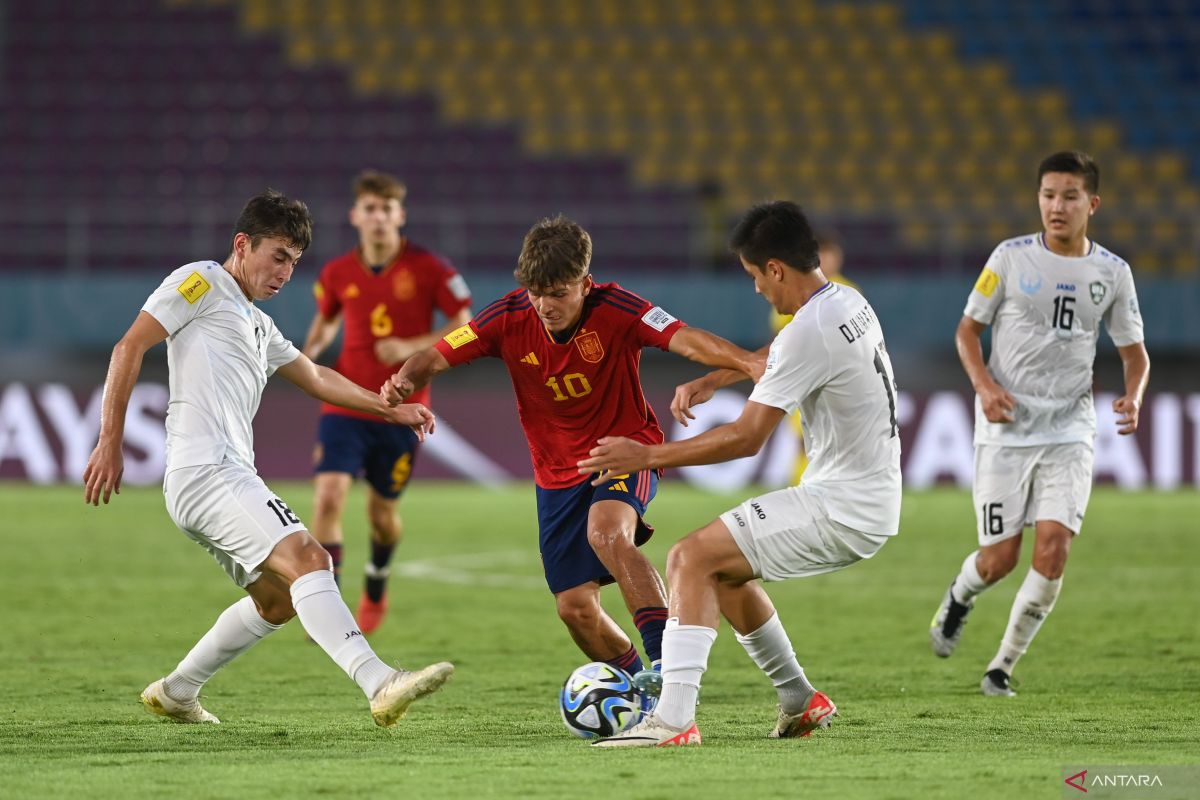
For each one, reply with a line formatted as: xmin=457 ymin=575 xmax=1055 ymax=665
xmin=1 ymin=483 xmax=1196 ymax=798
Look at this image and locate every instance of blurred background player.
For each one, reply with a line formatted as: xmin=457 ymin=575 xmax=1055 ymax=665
xmin=928 ymin=152 xmax=1150 ymax=696
xmin=83 ymin=190 xmax=452 ymax=727
xmin=580 ymin=201 xmax=901 ymax=747
xmin=302 ymin=170 xmax=473 ymax=633
xmin=768 ymin=231 xmax=857 ymax=484
xmin=382 ymin=215 xmax=763 ymax=687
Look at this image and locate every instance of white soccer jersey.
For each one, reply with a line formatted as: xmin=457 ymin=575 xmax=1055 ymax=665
xmin=749 ymin=283 xmax=902 ymax=536
xmin=142 ymin=261 xmax=299 ymax=472
xmin=964 ymin=234 xmax=1144 ymax=446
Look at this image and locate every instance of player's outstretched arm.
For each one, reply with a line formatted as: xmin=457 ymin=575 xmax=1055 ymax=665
xmin=375 ymin=307 xmax=473 ymax=366
xmin=667 ymin=327 xmax=766 ymax=382
xmin=955 ymin=315 xmax=1015 ymax=423
xmin=276 ymin=354 xmax=435 ymax=439
xmin=381 ymin=347 xmax=452 ymax=407
xmin=301 ymin=309 xmax=342 ymax=361
xmin=671 ymin=343 xmax=772 ymax=426
xmin=84 ymin=312 xmax=169 ymax=506
xmin=579 ymin=401 xmax=786 ymax=483
xmin=1113 ymin=341 xmax=1150 ymax=435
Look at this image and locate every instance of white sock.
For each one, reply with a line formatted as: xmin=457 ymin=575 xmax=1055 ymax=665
xmin=656 ymin=619 xmax=717 ymax=729
xmin=951 ymin=550 xmax=992 ymax=605
xmin=164 ymin=596 xmax=281 ymax=701
xmin=988 ymin=569 xmax=1062 ymax=675
xmin=735 ymin=613 xmax=815 ymax=714
xmin=289 ymin=570 xmax=393 ymax=698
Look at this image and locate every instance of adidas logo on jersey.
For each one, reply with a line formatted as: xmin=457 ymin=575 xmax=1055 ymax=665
xmin=520 ymin=352 xmax=540 ymax=366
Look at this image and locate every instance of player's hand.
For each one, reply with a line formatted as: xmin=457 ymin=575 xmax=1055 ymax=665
xmin=578 ymin=437 xmax=650 ymax=484
xmin=82 ymin=441 xmax=123 ymax=506
xmin=1113 ymin=394 xmax=1141 ymax=435
xmin=671 ymin=378 xmax=716 ymax=427
xmin=978 ymin=381 xmax=1016 ymax=424
xmin=386 ymin=402 xmax=436 ymax=441
xmin=380 ymin=374 xmax=415 ymax=407
xmin=375 ymin=337 xmax=423 ymax=366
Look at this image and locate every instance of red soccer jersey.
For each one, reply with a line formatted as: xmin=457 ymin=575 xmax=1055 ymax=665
xmin=314 ymin=242 xmax=470 ymax=420
xmin=434 ymin=282 xmax=686 ymax=488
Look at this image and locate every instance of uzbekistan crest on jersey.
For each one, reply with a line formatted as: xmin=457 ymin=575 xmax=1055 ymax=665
xmin=1089 ymin=281 xmax=1106 ymax=305
xmin=177 ymin=271 xmax=211 ymax=304
xmin=575 ymin=330 xmax=604 ymax=363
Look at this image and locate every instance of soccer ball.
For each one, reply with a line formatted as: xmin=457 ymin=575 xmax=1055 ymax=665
xmin=559 ymin=662 xmax=643 ymax=740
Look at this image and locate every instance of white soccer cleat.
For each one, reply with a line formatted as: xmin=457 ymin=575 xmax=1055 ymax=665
xmin=769 ymin=690 xmax=838 ymax=739
xmin=370 ymin=662 xmax=454 ymax=728
xmin=140 ymin=679 xmax=220 ymax=724
xmin=980 ymin=669 xmax=1017 ymax=697
xmin=930 ymin=581 xmax=973 ymax=658
xmin=591 ymin=713 xmax=701 ymax=748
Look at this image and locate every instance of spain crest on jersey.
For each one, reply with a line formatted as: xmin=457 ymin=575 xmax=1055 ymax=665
xmin=575 ymin=330 xmax=604 ymax=363
xmin=1089 ymin=281 xmax=1106 ymax=305
xmin=393 ymin=269 xmax=416 ymax=301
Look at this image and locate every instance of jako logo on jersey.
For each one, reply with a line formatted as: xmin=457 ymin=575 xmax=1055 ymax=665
xmin=751 ymin=502 xmax=766 ymax=520
xmin=443 ymin=324 xmax=478 ymax=349
xmin=177 ymin=271 xmax=211 ymax=304
xmin=1056 ymin=282 xmax=1077 ymax=291
xmin=575 ymin=330 xmax=604 ymax=363
xmin=520 ymin=352 xmax=540 ymax=366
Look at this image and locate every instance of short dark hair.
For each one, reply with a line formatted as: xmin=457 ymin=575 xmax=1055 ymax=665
xmin=1038 ymin=151 xmax=1099 ymax=194
xmin=232 ymin=189 xmax=313 ymax=252
xmin=353 ymin=169 xmax=407 ymax=203
xmin=514 ymin=215 xmax=592 ymax=290
xmin=729 ymin=201 xmax=820 ymax=272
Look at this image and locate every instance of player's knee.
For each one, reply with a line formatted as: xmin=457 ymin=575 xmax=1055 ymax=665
xmin=255 ymin=595 xmax=296 ymax=626
xmin=976 ymin=550 xmax=1018 ymax=583
xmin=586 ymin=525 xmax=632 ymax=556
xmin=313 ymin=487 xmax=346 ymax=519
xmin=666 ymin=536 xmax=710 ymax=584
xmin=555 ymin=593 xmax=599 ymax=631
xmin=1032 ymin=537 xmax=1071 ymax=579
xmin=368 ymin=509 xmax=401 ymax=543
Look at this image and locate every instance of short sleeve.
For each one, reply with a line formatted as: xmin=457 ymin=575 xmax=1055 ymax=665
xmin=1104 ymin=266 xmax=1145 ymax=347
xmin=963 ymin=245 xmax=1008 ymax=325
xmin=628 ymin=302 xmax=686 ymax=347
xmin=314 ymin=264 xmax=341 ymax=319
xmin=748 ymin=324 xmax=830 ymax=414
xmin=264 ymin=319 xmax=300 ymax=375
xmin=141 ymin=265 xmax=217 ymax=336
xmin=434 ymin=317 xmax=499 ymax=366
xmin=433 ymin=259 xmax=472 ymax=317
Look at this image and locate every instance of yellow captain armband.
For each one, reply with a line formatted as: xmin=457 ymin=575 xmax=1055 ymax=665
xmin=974 ymin=268 xmax=999 ymax=298
xmin=443 ymin=324 xmax=478 ymax=349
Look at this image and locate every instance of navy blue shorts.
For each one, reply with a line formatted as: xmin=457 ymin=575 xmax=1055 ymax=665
xmin=314 ymin=414 xmax=420 ymax=499
xmin=536 ymin=470 xmax=658 ymax=594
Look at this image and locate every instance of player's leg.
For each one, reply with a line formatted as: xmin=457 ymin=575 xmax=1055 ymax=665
xmin=553 ymin=581 xmax=641 ymax=668
xmin=538 ymin=479 xmax=644 ymax=672
xmin=719 ymin=580 xmax=821 ymax=731
xmin=313 ymin=414 xmax=368 ymax=587
xmin=261 ymin=531 xmax=452 ymax=726
xmin=357 ymin=425 xmax=418 ymax=633
xmin=983 ymin=443 xmax=1091 ymax=695
xmin=586 ymin=470 xmax=668 ymax=666
xmin=931 ymin=444 xmax=1032 ymax=657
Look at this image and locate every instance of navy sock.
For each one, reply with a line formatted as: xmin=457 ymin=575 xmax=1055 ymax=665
xmin=365 ymin=541 xmax=396 ymax=603
xmin=607 ymin=645 xmax=644 ymax=676
xmin=322 ymin=543 xmax=343 ymax=589
xmin=634 ymin=606 xmax=669 ymax=664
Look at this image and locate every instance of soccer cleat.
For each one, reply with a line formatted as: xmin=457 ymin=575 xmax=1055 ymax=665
xmin=357 ymin=594 xmax=388 ymax=635
xmin=980 ymin=669 xmax=1016 ymax=697
xmin=929 ymin=581 xmax=973 ymax=658
xmin=631 ymin=667 xmax=663 ymax=714
xmin=370 ymin=662 xmax=454 ymax=727
xmin=140 ymin=679 xmax=220 ymax=724
xmin=769 ymin=690 xmax=838 ymax=739
xmin=591 ymin=713 xmax=701 ymax=748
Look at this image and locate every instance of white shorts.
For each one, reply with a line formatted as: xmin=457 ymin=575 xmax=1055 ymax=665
xmin=973 ymin=442 xmax=1094 ymax=545
xmin=164 ymin=462 xmax=307 ymax=587
xmin=720 ymin=485 xmax=889 ymax=582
